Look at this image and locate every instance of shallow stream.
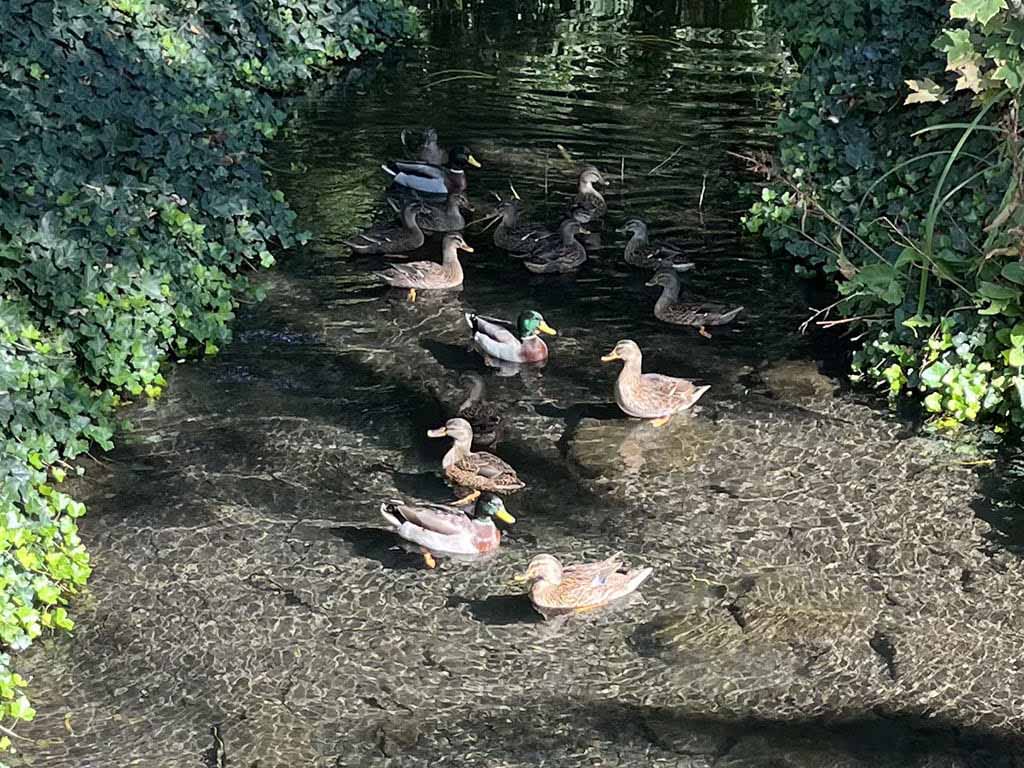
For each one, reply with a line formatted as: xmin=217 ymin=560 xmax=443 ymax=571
xmin=12 ymin=2 xmax=1024 ymax=766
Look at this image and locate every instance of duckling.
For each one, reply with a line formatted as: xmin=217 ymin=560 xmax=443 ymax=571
xmin=523 ymin=220 xmax=589 ymax=274
xmin=645 ymin=267 xmax=744 ymax=336
xmin=618 ymin=219 xmax=686 ymax=269
xmin=342 ymin=202 xmax=430 ymax=255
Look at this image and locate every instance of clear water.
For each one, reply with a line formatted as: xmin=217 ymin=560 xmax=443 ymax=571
xmin=11 ymin=2 xmax=1024 ymax=766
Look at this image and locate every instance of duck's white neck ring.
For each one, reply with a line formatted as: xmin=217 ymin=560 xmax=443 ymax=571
xmin=449 ymin=169 xmax=465 ymax=175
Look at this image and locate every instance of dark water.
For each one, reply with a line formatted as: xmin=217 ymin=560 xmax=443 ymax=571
xmin=11 ymin=2 xmax=1024 ymax=766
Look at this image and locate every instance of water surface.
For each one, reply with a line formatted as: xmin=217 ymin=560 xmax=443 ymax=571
xmin=11 ymin=3 xmax=1024 ymax=766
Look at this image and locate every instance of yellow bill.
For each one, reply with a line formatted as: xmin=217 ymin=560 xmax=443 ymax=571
xmin=600 ymin=351 xmax=620 ymax=362
xmin=427 ymin=426 xmax=448 ymax=437
xmin=513 ymin=572 xmax=528 ymax=583
xmin=467 ymin=154 xmax=482 ymax=168
xmin=495 ymin=508 xmax=516 ymax=525
xmin=460 ymin=243 xmax=475 ymax=252
xmin=538 ymin=321 xmax=557 ymax=336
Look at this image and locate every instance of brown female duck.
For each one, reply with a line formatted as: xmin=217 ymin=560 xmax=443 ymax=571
xmin=646 ymin=267 xmax=744 ymax=336
xmin=489 ymin=200 xmax=555 ymax=255
xmin=516 ymin=553 xmax=653 ymax=619
xmin=618 ymin=218 xmax=686 ymax=269
xmin=342 ymin=201 xmax=429 ymax=255
xmin=601 ymin=339 xmax=709 ymax=427
xmin=524 ymin=220 xmax=589 ymax=274
xmin=427 ymin=418 xmax=525 ymax=500
xmin=415 ymin=192 xmax=474 ymax=233
xmin=376 ymin=233 xmax=473 ymax=301
xmin=570 ymin=166 xmax=608 ymax=221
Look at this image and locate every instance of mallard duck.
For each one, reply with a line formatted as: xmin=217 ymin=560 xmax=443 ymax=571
xmin=646 ymin=268 xmax=744 ymax=336
xmin=466 ymin=310 xmax=556 ymax=363
xmin=524 ymin=220 xmax=589 ymax=274
xmin=427 ymin=417 xmax=525 ymax=499
xmin=455 ymin=373 xmax=503 ymax=448
xmin=376 ymin=233 xmax=473 ymax=301
xmin=380 ymin=492 xmax=515 ymax=568
xmin=570 ymin=166 xmax=608 ymax=221
xmin=382 ymin=146 xmax=481 ymax=196
xmin=489 ymin=200 xmax=554 ymax=255
xmin=601 ymin=339 xmax=709 ymax=427
xmin=516 ymin=553 xmax=653 ymax=619
xmin=400 ymin=127 xmax=447 ymax=165
xmin=341 ymin=202 xmax=430 ymax=255
xmin=414 ymin=192 xmax=474 ymax=233
xmin=618 ymin=219 xmax=686 ymax=269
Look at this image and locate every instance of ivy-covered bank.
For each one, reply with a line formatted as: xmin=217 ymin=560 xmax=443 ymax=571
xmin=0 ymin=0 xmax=414 ymax=746
xmin=748 ymin=0 xmax=1024 ymax=433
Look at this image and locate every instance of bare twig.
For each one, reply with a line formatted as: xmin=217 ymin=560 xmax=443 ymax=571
xmin=649 ymin=144 xmax=684 ymax=175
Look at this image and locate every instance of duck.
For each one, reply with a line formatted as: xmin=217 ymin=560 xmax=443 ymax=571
xmin=410 ymin=192 xmax=474 ymax=233
xmin=646 ymin=267 xmax=744 ymax=336
xmin=524 ymin=220 xmax=589 ymax=274
xmin=570 ymin=166 xmax=608 ymax=221
xmin=427 ymin=417 xmax=525 ymax=500
xmin=341 ymin=201 xmax=430 ymax=255
xmin=376 ymin=233 xmax=473 ymax=301
xmin=516 ymin=553 xmax=653 ymax=619
xmin=454 ymin=373 xmax=504 ymax=448
xmin=382 ymin=146 xmax=481 ymax=196
xmin=429 ymin=373 xmax=504 ymax=448
xmin=400 ymin=127 xmax=447 ymax=165
xmin=618 ymin=218 xmax=686 ymax=269
xmin=466 ymin=310 xmax=556 ymax=363
xmin=601 ymin=339 xmax=709 ymax=426
xmin=380 ymin=492 xmax=515 ymax=569
xmin=489 ymin=200 xmax=555 ymax=255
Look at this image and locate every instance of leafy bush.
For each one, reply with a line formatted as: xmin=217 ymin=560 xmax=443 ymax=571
xmin=0 ymin=0 xmax=415 ymax=748
xmin=748 ymin=0 xmax=1024 ymax=432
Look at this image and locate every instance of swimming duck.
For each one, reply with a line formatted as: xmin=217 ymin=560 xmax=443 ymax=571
xmin=415 ymin=192 xmax=474 ymax=233
xmin=490 ymin=200 xmax=555 ymax=255
xmin=400 ymin=127 xmax=447 ymax=165
xmin=601 ymin=339 xmax=709 ymax=427
xmin=524 ymin=220 xmax=589 ymax=274
xmin=382 ymin=146 xmax=481 ymax=196
xmin=376 ymin=233 xmax=473 ymax=301
xmin=516 ymin=553 xmax=653 ymax=619
xmin=455 ymin=373 xmax=504 ymax=448
xmin=570 ymin=166 xmax=608 ymax=221
xmin=380 ymin=492 xmax=515 ymax=569
xmin=646 ymin=267 xmax=744 ymax=336
xmin=341 ymin=202 xmax=430 ymax=255
xmin=618 ymin=219 xmax=686 ymax=269
xmin=466 ymin=310 xmax=556 ymax=363
xmin=427 ymin=418 xmax=525 ymax=499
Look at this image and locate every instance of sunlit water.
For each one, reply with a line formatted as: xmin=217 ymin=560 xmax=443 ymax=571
xmin=11 ymin=2 xmax=1024 ymax=766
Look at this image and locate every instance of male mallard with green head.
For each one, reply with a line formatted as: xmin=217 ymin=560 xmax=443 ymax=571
xmin=465 ymin=310 xmax=557 ymax=363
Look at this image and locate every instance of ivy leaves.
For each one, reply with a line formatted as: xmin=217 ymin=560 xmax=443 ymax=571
xmin=0 ymin=0 xmax=415 ymax=743
xmin=951 ymin=0 xmax=1006 ymax=25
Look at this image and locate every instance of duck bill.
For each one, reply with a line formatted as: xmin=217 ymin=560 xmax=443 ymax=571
xmin=427 ymin=427 xmax=448 ymax=437
xmin=495 ymin=508 xmax=516 ymax=525
xmin=459 ymin=243 xmax=475 ymax=253
xmin=601 ymin=352 xmax=621 ymax=362
xmin=467 ymin=155 xmax=482 ymax=168
xmin=513 ymin=572 xmax=528 ymax=583
xmin=673 ymin=262 xmax=696 ymax=272
xmin=538 ymin=322 xmax=557 ymax=336
xmin=644 ymin=279 xmax=658 ymax=287
xmin=578 ymin=228 xmax=591 ymax=236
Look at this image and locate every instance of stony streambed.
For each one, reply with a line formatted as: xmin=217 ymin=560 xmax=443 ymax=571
xmin=11 ymin=4 xmax=1024 ymax=767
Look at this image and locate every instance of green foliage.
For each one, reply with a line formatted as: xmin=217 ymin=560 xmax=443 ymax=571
xmin=748 ymin=0 xmax=1024 ymax=432
xmin=0 ymin=0 xmax=415 ymax=748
